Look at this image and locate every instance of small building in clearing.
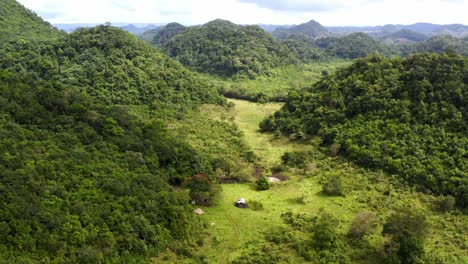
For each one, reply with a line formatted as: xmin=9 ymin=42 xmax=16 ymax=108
xmin=234 ymin=198 xmax=248 ymax=208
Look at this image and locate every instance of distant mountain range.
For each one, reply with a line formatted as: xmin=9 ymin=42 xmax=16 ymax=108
xmin=327 ymin=23 xmax=468 ymax=38
xmin=54 ymin=23 xmax=161 ymax=33
xmin=54 ymin=22 xmax=468 ymax=39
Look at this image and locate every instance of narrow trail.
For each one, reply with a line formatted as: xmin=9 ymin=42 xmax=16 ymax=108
xmin=218 ymin=204 xmax=240 ymax=264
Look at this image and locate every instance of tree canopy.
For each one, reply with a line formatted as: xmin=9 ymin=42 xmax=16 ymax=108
xmin=0 ymin=0 xmax=63 ymax=42
xmin=162 ymin=19 xmax=299 ymax=77
xmin=261 ymin=53 xmax=468 ymax=207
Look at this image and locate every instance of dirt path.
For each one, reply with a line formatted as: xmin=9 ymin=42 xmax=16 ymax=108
xmin=218 ymin=204 xmax=240 ymax=264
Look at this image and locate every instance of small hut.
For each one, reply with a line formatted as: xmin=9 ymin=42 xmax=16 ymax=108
xmin=234 ymin=198 xmax=248 ymax=208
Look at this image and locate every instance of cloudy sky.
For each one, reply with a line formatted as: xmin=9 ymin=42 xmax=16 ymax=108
xmin=17 ymin=0 xmax=468 ymax=26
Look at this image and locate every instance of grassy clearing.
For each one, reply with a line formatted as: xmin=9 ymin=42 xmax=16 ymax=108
xmin=212 ymin=60 xmax=351 ymax=101
xmin=227 ymin=99 xmax=312 ymax=169
xmin=155 ymin=100 xmax=468 ymax=264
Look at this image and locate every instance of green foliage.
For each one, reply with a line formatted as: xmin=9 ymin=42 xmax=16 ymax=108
xmin=185 ymin=174 xmax=221 ymax=206
xmin=382 ymin=29 xmax=428 ymax=44
xmin=316 ymin=32 xmax=393 ymax=59
xmin=399 ymin=35 xmax=468 ymax=56
xmin=249 ymin=200 xmax=264 ymax=211
xmin=322 ymin=174 xmax=346 ymax=197
xmin=282 ymin=34 xmax=323 ymax=62
xmin=216 ymin=61 xmax=351 ymax=102
xmin=256 ymin=176 xmax=270 ymax=190
xmin=0 ymin=0 xmax=63 ymax=42
xmin=232 ymin=244 xmax=291 ymax=264
xmin=347 ymin=210 xmax=377 ymax=239
xmin=0 ymin=25 xmax=224 ymax=107
xmin=0 ymin=71 xmax=215 ymax=262
xmin=272 ymin=20 xmax=329 ymax=40
xmin=163 ymin=19 xmax=299 ymax=77
xmin=281 ymin=151 xmax=310 ymax=168
xmin=436 ymin=195 xmax=456 ymax=212
xmin=261 ymin=53 xmax=468 ymax=207
xmin=383 ymin=207 xmax=429 ymax=264
xmin=145 ymin=22 xmax=186 ymax=46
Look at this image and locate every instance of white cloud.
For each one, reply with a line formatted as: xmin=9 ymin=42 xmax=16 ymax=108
xmin=16 ymin=0 xmax=468 ymax=26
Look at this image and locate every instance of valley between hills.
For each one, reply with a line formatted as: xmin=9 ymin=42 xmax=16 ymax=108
xmin=0 ymin=0 xmax=467 ymax=263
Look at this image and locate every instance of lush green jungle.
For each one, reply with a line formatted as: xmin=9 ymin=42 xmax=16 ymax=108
xmin=0 ymin=0 xmax=466 ymax=263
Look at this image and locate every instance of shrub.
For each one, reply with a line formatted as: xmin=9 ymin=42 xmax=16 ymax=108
xmin=249 ymin=200 xmax=264 ymax=211
xmin=347 ymin=210 xmax=377 ymax=239
xmin=322 ymin=175 xmax=345 ymax=196
xmin=256 ymin=176 xmax=270 ymax=191
xmin=437 ymin=195 xmax=456 ymax=212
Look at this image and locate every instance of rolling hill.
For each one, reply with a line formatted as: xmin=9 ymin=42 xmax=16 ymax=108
xmin=162 ymin=19 xmax=299 ymax=77
xmin=0 ymin=25 xmax=223 ymax=107
xmin=0 ymin=0 xmax=63 ymax=42
xmin=272 ymin=19 xmax=329 ymax=40
xmin=261 ymin=53 xmax=468 ymax=207
xmin=315 ymin=32 xmax=392 ymax=59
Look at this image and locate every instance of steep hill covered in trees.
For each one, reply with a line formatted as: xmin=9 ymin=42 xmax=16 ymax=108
xmin=0 ymin=25 xmax=223 ymax=107
xmin=281 ymin=34 xmax=323 ymax=62
xmin=399 ymin=35 xmax=468 ymax=56
xmin=0 ymin=70 xmax=216 ymax=262
xmin=272 ymin=19 xmax=329 ymax=40
xmin=381 ymin=29 xmax=428 ymax=44
xmin=315 ymin=32 xmax=393 ymax=59
xmin=162 ymin=19 xmax=299 ymax=77
xmin=0 ymin=0 xmax=63 ymax=42
xmin=261 ymin=53 xmax=467 ymax=207
xmin=143 ymin=22 xmax=186 ymax=46
xmin=0 ymin=1 xmax=230 ymax=262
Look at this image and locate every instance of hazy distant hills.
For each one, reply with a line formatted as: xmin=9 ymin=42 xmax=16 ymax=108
xmin=327 ymin=23 xmax=468 ymax=38
xmin=380 ymin=29 xmax=429 ymax=44
xmin=54 ymin=23 xmax=160 ymax=33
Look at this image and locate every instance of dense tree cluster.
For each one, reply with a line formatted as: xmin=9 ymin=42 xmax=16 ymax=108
xmin=272 ymin=20 xmax=329 ymax=40
xmin=380 ymin=29 xmax=429 ymax=44
xmin=0 ymin=0 xmax=63 ymax=42
xmin=399 ymin=35 xmax=468 ymax=56
xmin=315 ymin=33 xmax=393 ymax=59
xmin=147 ymin=22 xmax=186 ymax=46
xmin=162 ymin=19 xmax=299 ymax=77
xmin=281 ymin=34 xmax=323 ymax=62
xmin=261 ymin=53 xmax=468 ymax=206
xmin=0 ymin=2 xmax=231 ymax=261
xmin=0 ymin=71 xmax=216 ymax=262
xmin=0 ymin=25 xmax=223 ymax=107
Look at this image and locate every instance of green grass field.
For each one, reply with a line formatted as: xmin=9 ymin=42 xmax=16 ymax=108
xmin=155 ymin=100 xmax=468 ymax=264
xmin=213 ymin=60 xmax=351 ymax=101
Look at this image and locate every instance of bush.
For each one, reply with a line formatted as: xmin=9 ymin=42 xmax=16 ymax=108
xmin=249 ymin=200 xmax=264 ymax=211
xmin=256 ymin=176 xmax=270 ymax=191
xmin=347 ymin=210 xmax=377 ymax=239
xmin=322 ymin=175 xmax=345 ymax=196
xmin=437 ymin=195 xmax=456 ymax=212
xmin=281 ymin=151 xmax=310 ymax=168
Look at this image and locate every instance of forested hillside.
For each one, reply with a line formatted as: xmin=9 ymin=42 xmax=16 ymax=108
xmin=399 ymin=35 xmax=468 ymax=56
xmin=0 ymin=0 xmax=63 ymax=42
xmin=272 ymin=19 xmax=329 ymax=40
xmin=261 ymin=53 xmax=467 ymax=206
xmin=315 ymin=32 xmax=393 ymax=59
xmin=0 ymin=70 xmax=218 ymax=262
xmin=143 ymin=22 xmax=186 ymax=46
xmin=0 ymin=1 xmax=232 ymax=262
xmin=162 ymin=19 xmax=299 ymax=77
xmin=0 ymin=25 xmax=223 ymax=107
xmin=281 ymin=34 xmax=323 ymax=62
xmin=381 ymin=29 xmax=429 ymax=44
